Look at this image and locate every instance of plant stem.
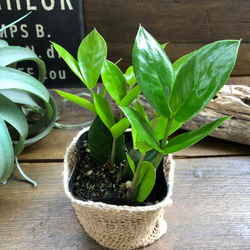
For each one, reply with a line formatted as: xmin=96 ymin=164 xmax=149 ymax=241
xmin=122 ymin=148 xmax=136 ymax=177
xmin=152 ymin=112 xmax=160 ymax=130
xmin=126 ymin=153 xmax=145 ymax=200
xmin=153 ymin=116 xmax=173 ymax=169
xmin=108 ymin=138 xmax=117 ymax=171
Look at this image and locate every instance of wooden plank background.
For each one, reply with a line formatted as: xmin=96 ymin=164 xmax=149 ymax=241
xmin=82 ymin=0 xmax=250 ymax=76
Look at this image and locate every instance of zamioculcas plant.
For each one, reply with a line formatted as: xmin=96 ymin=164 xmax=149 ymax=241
xmin=0 ymin=14 xmax=57 ymax=186
xmin=53 ymin=26 xmax=240 ymax=202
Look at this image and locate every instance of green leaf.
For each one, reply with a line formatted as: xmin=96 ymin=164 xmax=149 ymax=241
xmin=121 ymin=107 xmax=162 ymax=152
xmin=120 ymin=85 xmax=141 ymax=107
xmin=151 ymin=115 xmax=183 ymax=141
xmin=126 ymin=154 xmax=135 ymax=174
xmin=172 ymin=50 xmax=196 ymax=77
xmin=132 ymin=26 xmax=174 ymax=117
xmin=171 ymin=40 xmax=240 ymax=122
xmin=0 ymin=115 xmax=14 ymax=183
xmin=101 ymin=60 xmax=127 ymax=104
xmin=0 ymin=40 xmax=8 ymax=48
xmin=51 ymin=41 xmax=84 ymax=83
xmin=78 ymin=29 xmax=107 ymax=89
xmin=0 ymin=46 xmax=46 ymax=83
xmin=134 ymin=161 xmax=156 ymax=202
xmin=134 ymin=101 xmax=148 ymax=121
xmin=110 ymin=118 xmax=130 ymax=139
xmin=1 ymin=89 xmax=45 ymax=109
xmin=88 ymin=116 xmax=113 ymax=163
xmin=165 ymin=116 xmax=231 ymax=154
xmin=0 ymin=67 xmax=50 ymax=105
xmin=55 ymin=89 xmax=96 ymax=114
xmin=0 ymin=94 xmax=28 ymax=155
xmin=0 ymin=67 xmax=54 ymax=139
xmin=93 ymin=93 xmax=115 ymax=130
xmin=88 ymin=116 xmax=125 ymax=164
xmin=24 ymin=95 xmax=57 ymax=147
xmin=125 ymin=66 xmax=137 ymax=88
xmin=0 ymin=12 xmax=31 ymax=32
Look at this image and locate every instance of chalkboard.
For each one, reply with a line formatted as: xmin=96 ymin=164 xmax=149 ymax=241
xmin=0 ymin=0 xmax=84 ymax=88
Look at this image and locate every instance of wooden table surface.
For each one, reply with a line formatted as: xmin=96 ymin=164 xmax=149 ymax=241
xmin=0 ymin=87 xmax=250 ymax=250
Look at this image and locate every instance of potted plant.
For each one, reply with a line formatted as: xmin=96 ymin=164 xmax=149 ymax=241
xmin=52 ymin=26 xmax=240 ymax=249
xmin=0 ymin=13 xmax=57 ymax=186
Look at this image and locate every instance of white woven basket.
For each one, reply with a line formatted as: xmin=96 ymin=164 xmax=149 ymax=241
xmin=64 ymin=127 xmax=175 ymax=250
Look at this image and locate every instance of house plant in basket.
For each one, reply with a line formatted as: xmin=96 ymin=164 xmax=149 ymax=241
xmin=52 ymin=26 xmax=240 ymax=249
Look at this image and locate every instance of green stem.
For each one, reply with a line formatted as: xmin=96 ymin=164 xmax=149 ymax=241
xmin=153 ymin=116 xmax=174 ymax=169
xmin=126 ymin=153 xmax=145 ymax=200
xmin=122 ymin=148 xmax=136 ymax=177
xmin=89 ymin=88 xmax=95 ymax=102
xmin=108 ymin=138 xmax=117 ymax=171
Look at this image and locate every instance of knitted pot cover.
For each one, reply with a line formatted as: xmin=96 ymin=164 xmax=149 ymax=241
xmin=64 ymin=127 xmax=175 ymax=250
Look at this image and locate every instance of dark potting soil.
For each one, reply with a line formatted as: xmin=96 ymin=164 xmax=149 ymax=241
xmin=70 ymin=131 xmax=168 ymax=205
xmin=71 ymin=139 xmax=128 ymax=200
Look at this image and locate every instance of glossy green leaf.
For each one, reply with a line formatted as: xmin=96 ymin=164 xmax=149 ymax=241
xmin=110 ymin=118 xmax=130 ymax=139
xmin=151 ymin=115 xmax=183 ymax=141
xmin=0 ymin=94 xmax=28 ymax=155
xmin=121 ymin=107 xmax=162 ymax=152
xmin=171 ymin=40 xmax=240 ymax=122
xmin=51 ymin=41 xmax=84 ymax=83
xmin=172 ymin=50 xmax=195 ymax=77
xmin=126 ymin=154 xmax=135 ymax=174
xmin=134 ymin=161 xmax=156 ymax=202
xmin=125 ymin=66 xmax=137 ymax=88
xmin=78 ymin=29 xmax=107 ymax=89
xmin=102 ymin=60 xmax=127 ymax=104
xmin=55 ymin=89 xmax=96 ymax=114
xmin=132 ymin=26 xmax=174 ymax=117
xmin=93 ymin=93 xmax=115 ymax=130
xmin=0 ymin=115 xmax=14 ymax=183
xmin=134 ymin=101 xmax=148 ymax=121
xmin=120 ymin=85 xmax=141 ymax=107
xmin=165 ymin=116 xmax=231 ymax=154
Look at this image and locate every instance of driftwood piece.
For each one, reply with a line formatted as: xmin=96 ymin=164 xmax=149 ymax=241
xmin=181 ymin=85 xmax=250 ymax=145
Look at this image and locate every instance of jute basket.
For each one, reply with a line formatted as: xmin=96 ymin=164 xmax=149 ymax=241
xmin=64 ymin=127 xmax=175 ymax=250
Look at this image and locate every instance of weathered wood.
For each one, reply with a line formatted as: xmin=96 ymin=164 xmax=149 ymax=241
xmin=82 ymin=0 xmax=250 ymax=76
xmin=1 ymin=156 xmax=249 ymax=249
xmin=181 ymin=85 xmax=250 ymax=145
xmin=1 ymin=85 xmax=250 ymax=249
xmin=17 ymin=87 xmax=250 ymax=162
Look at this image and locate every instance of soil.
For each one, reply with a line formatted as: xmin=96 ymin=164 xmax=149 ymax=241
xmin=69 ymin=131 xmax=169 ymax=205
xmin=71 ymin=139 xmax=128 ymax=200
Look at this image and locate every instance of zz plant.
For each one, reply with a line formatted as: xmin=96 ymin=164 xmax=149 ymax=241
xmin=53 ymin=26 xmax=240 ymax=202
xmin=0 ymin=14 xmax=57 ymax=185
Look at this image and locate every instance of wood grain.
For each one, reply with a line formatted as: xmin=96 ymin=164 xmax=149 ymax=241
xmin=1 ymin=157 xmax=249 ymax=249
xmin=82 ymin=0 xmax=250 ymax=76
xmin=17 ymin=87 xmax=250 ymax=161
xmin=181 ymin=85 xmax=250 ymax=145
xmin=1 ymin=86 xmax=249 ymax=249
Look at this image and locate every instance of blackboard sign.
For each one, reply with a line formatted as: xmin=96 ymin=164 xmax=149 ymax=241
xmin=0 ymin=0 xmax=84 ymax=88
